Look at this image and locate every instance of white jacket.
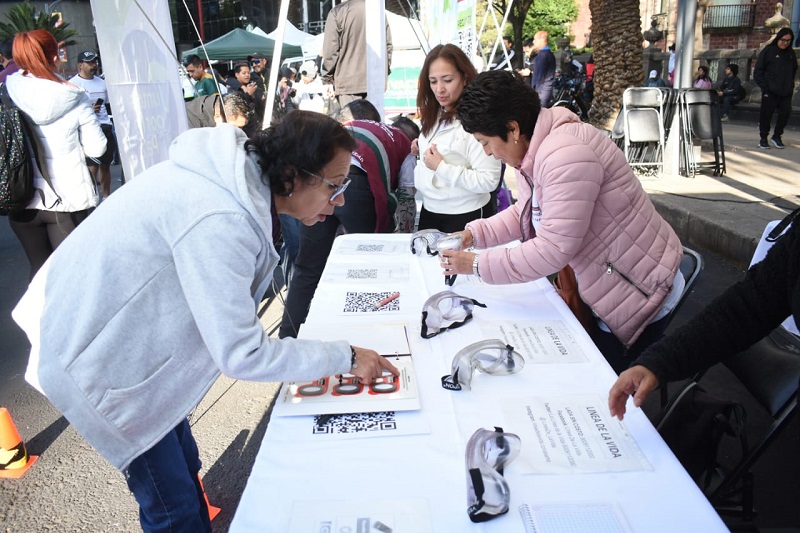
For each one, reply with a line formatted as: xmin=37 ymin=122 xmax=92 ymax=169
xmin=6 ymin=72 xmax=106 ymax=212
xmin=414 ymin=117 xmax=501 ymax=214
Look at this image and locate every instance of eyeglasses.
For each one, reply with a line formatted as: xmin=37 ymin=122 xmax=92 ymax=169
xmin=779 ymin=37 xmax=793 ymax=43
xmin=465 ymin=427 xmax=521 ymax=522
xmin=301 ymin=169 xmax=351 ymax=202
xmin=441 ymin=339 xmax=525 ymax=391
xmin=421 ymin=291 xmax=486 ymax=339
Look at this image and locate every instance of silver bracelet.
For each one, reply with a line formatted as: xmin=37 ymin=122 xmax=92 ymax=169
xmin=472 ymin=254 xmax=480 ymax=277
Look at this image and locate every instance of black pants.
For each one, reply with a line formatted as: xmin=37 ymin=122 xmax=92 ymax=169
xmin=590 ymin=314 xmax=671 ymax=375
xmin=279 ymin=167 xmax=377 ymax=338
xmin=417 ymin=198 xmax=497 ymax=234
xmin=759 ymin=92 xmax=792 ymax=140
xmin=9 ymin=208 xmax=93 ymax=280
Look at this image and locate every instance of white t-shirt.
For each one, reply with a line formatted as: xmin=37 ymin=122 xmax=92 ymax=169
xmin=69 ymin=74 xmax=111 ymax=125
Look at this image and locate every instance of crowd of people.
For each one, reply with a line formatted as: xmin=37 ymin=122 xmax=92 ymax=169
xmin=3 ymin=12 xmax=799 ymax=532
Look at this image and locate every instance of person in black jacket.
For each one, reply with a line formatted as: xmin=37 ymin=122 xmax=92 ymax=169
xmin=609 ymin=212 xmax=800 ymax=420
xmin=717 ymin=63 xmax=744 ymax=121
xmin=753 ymin=28 xmax=798 ymax=149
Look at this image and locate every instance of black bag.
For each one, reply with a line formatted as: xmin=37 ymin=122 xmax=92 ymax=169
xmin=657 ymin=382 xmax=746 ymax=490
xmin=0 ymin=83 xmax=58 ymax=215
xmin=735 ymin=82 xmax=746 ymax=102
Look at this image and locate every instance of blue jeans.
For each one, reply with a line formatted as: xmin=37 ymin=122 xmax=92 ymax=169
xmin=591 ymin=314 xmax=671 ymax=375
xmin=279 ymin=214 xmax=301 ymax=284
xmin=124 ymin=419 xmax=212 ymax=533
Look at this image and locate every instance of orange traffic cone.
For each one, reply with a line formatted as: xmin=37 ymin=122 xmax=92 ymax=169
xmin=0 ymin=407 xmax=38 ymax=478
xmin=197 ymin=474 xmax=221 ymax=521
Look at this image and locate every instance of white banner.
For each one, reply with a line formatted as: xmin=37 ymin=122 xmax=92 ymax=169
xmin=89 ymin=0 xmax=187 ymax=180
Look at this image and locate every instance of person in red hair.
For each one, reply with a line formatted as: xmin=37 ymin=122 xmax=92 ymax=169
xmin=5 ymin=29 xmax=106 ymax=280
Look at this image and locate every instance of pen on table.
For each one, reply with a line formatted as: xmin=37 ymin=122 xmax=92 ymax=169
xmin=374 ymin=292 xmax=400 ymax=310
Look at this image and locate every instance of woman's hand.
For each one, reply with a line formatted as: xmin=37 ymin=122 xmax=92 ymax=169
xmin=349 ymin=346 xmax=400 ymax=381
xmin=422 ymin=143 xmax=443 ymax=171
xmin=608 ymin=365 xmax=659 ymax=420
xmin=410 ymin=138 xmax=420 ymax=157
xmin=439 ymin=250 xmax=476 ymax=276
xmin=451 ymin=230 xmax=474 ymax=249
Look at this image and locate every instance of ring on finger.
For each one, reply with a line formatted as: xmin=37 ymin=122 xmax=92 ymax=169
xmin=444 ymin=257 xmax=450 ymax=265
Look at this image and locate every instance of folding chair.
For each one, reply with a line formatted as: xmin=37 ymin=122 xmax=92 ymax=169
xmin=679 ymin=89 xmax=726 ymax=177
xmin=622 ymin=87 xmax=667 ymax=173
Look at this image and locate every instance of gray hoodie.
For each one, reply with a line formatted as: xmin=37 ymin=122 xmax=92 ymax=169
xmin=15 ymin=125 xmax=351 ymax=470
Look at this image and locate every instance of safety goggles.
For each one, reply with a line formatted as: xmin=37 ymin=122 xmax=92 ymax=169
xmin=410 ymin=230 xmax=463 ymax=256
xmin=421 ymin=291 xmax=486 ymax=339
xmin=465 ymin=426 xmax=521 ymax=522
xmin=441 ymin=339 xmax=525 ymax=391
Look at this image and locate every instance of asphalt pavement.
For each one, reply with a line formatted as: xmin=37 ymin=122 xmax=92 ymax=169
xmin=1 ymin=118 xmax=799 ymax=532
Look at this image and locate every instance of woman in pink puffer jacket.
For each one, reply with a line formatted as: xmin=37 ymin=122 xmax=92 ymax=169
xmin=442 ymin=70 xmax=683 ymax=373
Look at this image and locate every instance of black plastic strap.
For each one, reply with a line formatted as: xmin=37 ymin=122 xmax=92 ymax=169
xmin=766 ymin=207 xmax=800 ymax=242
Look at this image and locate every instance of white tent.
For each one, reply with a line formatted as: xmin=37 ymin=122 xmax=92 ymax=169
xmin=386 ymin=11 xmax=429 ymax=52
xmin=266 ymin=22 xmax=315 ymax=47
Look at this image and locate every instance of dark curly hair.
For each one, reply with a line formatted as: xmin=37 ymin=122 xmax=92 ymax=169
xmin=457 ymin=70 xmax=541 ymax=141
xmin=245 ymin=111 xmax=357 ymax=196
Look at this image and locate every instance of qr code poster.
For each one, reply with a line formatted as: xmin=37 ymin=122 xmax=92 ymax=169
xmin=342 ymin=291 xmax=402 ymax=314
xmin=274 ymin=355 xmax=420 ymax=417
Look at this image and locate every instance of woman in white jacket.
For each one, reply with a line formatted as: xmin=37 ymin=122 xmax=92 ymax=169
xmin=412 ymin=44 xmax=501 ymax=233
xmin=6 ymin=29 xmax=106 ymax=280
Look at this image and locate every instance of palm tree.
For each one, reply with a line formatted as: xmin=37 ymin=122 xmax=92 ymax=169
xmin=589 ymin=0 xmax=643 ymax=130
xmin=0 ymin=1 xmax=78 ymax=46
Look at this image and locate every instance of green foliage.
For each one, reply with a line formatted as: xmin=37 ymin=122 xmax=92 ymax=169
xmin=0 ymin=1 xmax=78 ymax=46
xmin=523 ymin=0 xmax=578 ymax=50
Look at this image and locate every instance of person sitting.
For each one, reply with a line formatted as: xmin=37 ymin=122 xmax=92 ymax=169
xmin=647 ymin=69 xmax=667 ymax=88
xmin=717 ymin=63 xmax=744 ymax=121
xmin=693 ymin=65 xmax=713 ymax=89
xmin=609 ymin=214 xmax=800 ymax=420
xmin=443 ymin=70 xmax=684 ymax=373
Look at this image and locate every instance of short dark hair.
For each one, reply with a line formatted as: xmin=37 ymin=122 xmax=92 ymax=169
xmin=457 ymin=70 xmax=541 ymax=141
xmin=221 ymin=92 xmax=252 ymax=121
xmin=337 ymin=99 xmax=381 ymax=123
xmin=726 ymin=63 xmax=739 ymax=77
xmin=392 ymin=116 xmax=420 ymax=142
xmin=522 ymin=38 xmax=533 ymax=48
xmin=245 ymin=110 xmax=357 ymax=196
xmin=185 ymin=54 xmax=203 ymax=68
xmin=233 ymin=61 xmax=249 ymax=75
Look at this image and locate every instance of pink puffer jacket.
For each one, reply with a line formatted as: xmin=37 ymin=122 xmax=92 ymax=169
xmin=466 ymin=107 xmax=682 ymax=346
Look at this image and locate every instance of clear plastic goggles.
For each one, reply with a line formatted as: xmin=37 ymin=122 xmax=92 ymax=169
xmin=421 ymin=291 xmax=486 ymax=339
xmin=410 ymin=230 xmax=463 ymax=256
xmin=465 ymin=426 xmax=522 ymax=522
xmin=441 ymin=339 xmax=525 ymax=391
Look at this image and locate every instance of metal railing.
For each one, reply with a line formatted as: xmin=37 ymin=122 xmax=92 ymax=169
xmin=702 ymin=3 xmax=756 ymax=30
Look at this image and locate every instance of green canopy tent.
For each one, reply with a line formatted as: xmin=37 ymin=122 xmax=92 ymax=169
xmin=181 ymin=28 xmax=303 ymax=61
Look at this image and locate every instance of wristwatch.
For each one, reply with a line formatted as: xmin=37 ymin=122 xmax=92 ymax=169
xmin=472 ymin=254 xmax=480 ymax=277
xmin=350 ymin=346 xmax=358 ymax=369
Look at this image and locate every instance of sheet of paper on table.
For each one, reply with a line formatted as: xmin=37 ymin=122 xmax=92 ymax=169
xmin=335 ymin=239 xmax=409 ymax=256
xmin=519 ymin=502 xmax=632 ymax=533
xmin=481 ymin=321 xmax=587 ymax=363
xmin=273 ymin=324 xmax=420 ymax=417
xmin=288 ymin=499 xmax=432 ymax=532
xmin=502 ymin=394 xmax=652 ymax=474
xmin=320 ymin=263 xmax=410 ymax=284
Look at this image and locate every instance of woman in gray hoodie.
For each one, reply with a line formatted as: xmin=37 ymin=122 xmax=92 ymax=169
xmin=13 ymin=111 xmax=398 ymax=532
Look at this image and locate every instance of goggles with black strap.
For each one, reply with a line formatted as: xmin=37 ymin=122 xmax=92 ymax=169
xmin=441 ymin=339 xmax=525 ymax=391
xmin=465 ymin=426 xmax=522 ymax=522
xmin=421 ymin=291 xmax=486 ymax=339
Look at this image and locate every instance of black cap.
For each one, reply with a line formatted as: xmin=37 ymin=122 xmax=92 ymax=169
xmin=78 ymin=51 xmax=98 ymax=63
xmin=247 ymin=52 xmax=265 ymax=60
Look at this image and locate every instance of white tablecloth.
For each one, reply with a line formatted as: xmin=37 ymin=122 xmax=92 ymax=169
xmin=231 ymin=234 xmax=727 ymax=532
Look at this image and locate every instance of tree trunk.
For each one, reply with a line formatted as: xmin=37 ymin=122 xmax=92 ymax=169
xmin=589 ymin=0 xmax=643 ymax=130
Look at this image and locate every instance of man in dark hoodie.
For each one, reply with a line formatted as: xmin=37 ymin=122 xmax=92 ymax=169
xmin=753 ymin=28 xmax=798 ymax=149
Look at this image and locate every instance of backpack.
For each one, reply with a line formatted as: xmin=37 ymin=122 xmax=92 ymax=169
xmin=735 ymin=82 xmax=746 ymax=101
xmin=656 ymin=381 xmax=747 ymax=491
xmin=0 ymin=83 xmax=58 ymax=215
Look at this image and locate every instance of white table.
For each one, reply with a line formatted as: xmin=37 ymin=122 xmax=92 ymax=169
xmin=231 ymin=234 xmax=727 ymax=532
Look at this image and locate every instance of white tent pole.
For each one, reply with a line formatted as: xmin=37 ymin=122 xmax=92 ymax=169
xmin=264 ymin=0 xmax=291 ymax=130
xmin=365 ymin=0 xmax=386 ymax=118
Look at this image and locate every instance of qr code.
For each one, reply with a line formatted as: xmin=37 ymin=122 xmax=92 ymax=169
xmin=313 ymin=411 xmax=397 ymax=434
xmin=343 ymin=291 xmax=400 ymax=313
xmin=355 ymin=244 xmax=384 ymax=252
xmin=346 ymin=268 xmax=378 ymax=279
